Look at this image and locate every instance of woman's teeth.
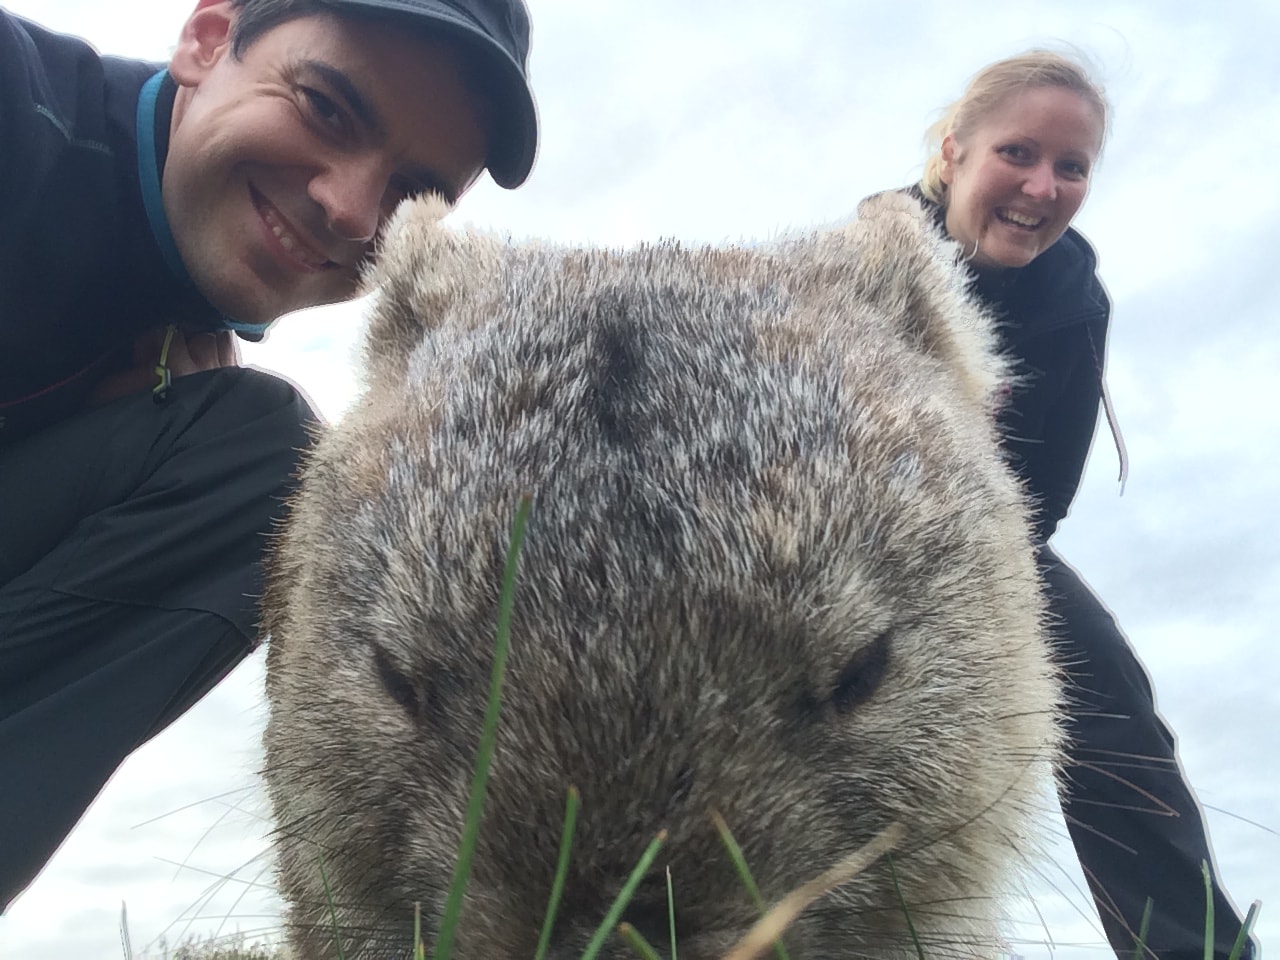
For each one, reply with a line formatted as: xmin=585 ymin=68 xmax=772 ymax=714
xmin=997 ymin=209 xmax=1043 ymax=229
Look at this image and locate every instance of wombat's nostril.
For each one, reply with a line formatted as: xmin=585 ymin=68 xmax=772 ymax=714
xmin=620 ymin=902 xmax=673 ymax=954
xmin=671 ymin=764 xmax=694 ymax=804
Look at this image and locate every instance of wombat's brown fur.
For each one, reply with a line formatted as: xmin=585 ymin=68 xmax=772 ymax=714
xmin=261 ymin=191 xmax=1062 ymax=960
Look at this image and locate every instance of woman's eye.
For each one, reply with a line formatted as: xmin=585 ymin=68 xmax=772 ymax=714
xmin=998 ymin=144 xmax=1032 ymax=163
xmin=1059 ymin=161 xmax=1089 ymax=181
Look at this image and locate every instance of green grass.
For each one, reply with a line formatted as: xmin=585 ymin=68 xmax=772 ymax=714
xmin=532 ymin=786 xmax=582 ymax=960
xmin=710 ymin=812 xmax=790 ymax=960
xmin=130 ymin=934 xmax=283 ymax=959
xmin=431 ymin=494 xmax=533 ymax=960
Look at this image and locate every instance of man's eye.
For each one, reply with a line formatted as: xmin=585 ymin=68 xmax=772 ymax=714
xmin=301 ymin=87 xmax=345 ymax=132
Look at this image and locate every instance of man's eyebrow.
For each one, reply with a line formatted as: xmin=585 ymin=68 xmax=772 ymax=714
xmin=298 ymin=59 xmax=386 ymax=139
xmin=295 ymin=59 xmax=461 ymax=204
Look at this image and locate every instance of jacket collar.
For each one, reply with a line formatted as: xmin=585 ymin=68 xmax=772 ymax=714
xmin=902 ymin=183 xmax=1128 ymax=491
xmin=135 ymin=69 xmax=272 ymax=341
xmin=905 ymin=183 xmax=1108 ymax=337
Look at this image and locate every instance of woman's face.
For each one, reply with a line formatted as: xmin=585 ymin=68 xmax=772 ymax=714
xmin=940 ymin=86 xmax=1104 ymax=271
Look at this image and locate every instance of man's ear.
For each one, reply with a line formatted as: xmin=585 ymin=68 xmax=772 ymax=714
xmin=939 ymin=134 xmax=959 ymax=186
xmin=169 ymin=0 xmax=238 ymax=86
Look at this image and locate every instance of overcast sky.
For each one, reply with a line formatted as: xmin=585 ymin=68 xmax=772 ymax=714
xmin=2 ymin=1 xmax=1277 ymax=958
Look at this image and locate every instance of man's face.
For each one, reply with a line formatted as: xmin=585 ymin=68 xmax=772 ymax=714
xmin=165 ymin=1 xmax=489 ymax=325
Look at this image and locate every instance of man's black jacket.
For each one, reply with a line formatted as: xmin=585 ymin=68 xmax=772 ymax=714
xmin=0 ymin=10 xmax=264 ymax=444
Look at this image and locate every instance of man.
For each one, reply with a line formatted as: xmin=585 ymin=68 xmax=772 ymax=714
xmin=0 ymin=0 xmax=538 ymax=909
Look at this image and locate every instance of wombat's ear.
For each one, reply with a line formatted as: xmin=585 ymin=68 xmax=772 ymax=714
xmin=841 ymin=191 xmax=1009 ymax=414
xmin=357 ymin=193 xmax=502 ymax=388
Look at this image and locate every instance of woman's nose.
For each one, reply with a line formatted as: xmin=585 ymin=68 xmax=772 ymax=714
xmin=1021 ymin=162 xmax=1058 ymax=201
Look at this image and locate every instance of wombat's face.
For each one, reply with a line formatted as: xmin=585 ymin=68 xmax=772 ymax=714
xmin=262 ymin=193 xmax=1061 ymax=960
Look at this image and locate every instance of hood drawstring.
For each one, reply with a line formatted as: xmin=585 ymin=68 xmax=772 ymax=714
xmin=152 ymin=324 xmax=176 ymax=404
xmin=1085 ymin=322 xmax=1129 ymax=493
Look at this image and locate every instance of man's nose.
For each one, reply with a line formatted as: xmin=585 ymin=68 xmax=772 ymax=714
xmin=309 ymin=158 xmax=389 ymax=244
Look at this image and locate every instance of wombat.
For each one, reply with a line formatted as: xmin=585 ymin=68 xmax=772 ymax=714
xmin=261 ymin=190 xmax=1062 ymax=960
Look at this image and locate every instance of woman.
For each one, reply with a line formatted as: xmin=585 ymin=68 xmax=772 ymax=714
xmin=902 ymin=51 xmax=1254 ymax=960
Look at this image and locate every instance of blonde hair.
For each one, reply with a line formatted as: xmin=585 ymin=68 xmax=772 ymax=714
xmin=920 ymin=49 xmax=1109 ymax=205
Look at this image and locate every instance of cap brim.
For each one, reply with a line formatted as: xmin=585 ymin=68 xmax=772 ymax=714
xmin=331 ymin=0 xmax=538 ymax=188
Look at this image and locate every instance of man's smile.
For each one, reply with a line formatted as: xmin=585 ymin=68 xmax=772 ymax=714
xmin=250 ymin=184 xmax=335 ymax=272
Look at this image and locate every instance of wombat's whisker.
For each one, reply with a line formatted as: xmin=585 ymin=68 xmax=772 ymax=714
xmin=128 ymin=784 xmax=263 ymax=829
xmin=1062 ymin=762 xmax=1177 ymax=815
xmin=202 ymin=858 xmax=280 ymax=944
xmin=148 ymin=847 xmax=283 ymax=950
xmin=826 ymin=927 xmax=982 ymax=960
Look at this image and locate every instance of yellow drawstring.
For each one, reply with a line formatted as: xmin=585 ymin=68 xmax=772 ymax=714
xmin=152 ymin=324 xmax=176 ymax=404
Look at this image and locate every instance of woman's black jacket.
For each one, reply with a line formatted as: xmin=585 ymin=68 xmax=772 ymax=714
xmin=906 ymin=186 xmax=1123 ymax=543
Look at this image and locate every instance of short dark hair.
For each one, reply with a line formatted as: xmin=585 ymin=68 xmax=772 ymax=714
xmin=230 ymin=0 xmax=330 ymax=56
xmin=227 ymin=0 xmax=497 ymax=120
xmin=225 ymin=0 xmax=538 ymax=188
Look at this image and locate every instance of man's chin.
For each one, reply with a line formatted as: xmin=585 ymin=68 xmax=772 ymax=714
xmin=207 ymin=282 xmax=362 ymax=328
xmin=271 ymin=291 xmax=367 ymax=323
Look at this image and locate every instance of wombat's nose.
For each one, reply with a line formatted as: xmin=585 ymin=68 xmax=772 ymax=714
xmin=620 ymin=902 xmax=671 ymax=954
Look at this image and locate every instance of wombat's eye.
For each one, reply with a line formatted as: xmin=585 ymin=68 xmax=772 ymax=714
xmin=374 ymin=647 xmax=420 ymax=716
xmin=832 ymin=631 xmax=891 ymax=713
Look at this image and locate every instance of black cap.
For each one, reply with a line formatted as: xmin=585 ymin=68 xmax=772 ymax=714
xmin=330 ymin=0 xmax=537 ymax=188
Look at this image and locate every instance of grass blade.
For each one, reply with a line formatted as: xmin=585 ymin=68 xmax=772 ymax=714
xmin=534 ymin=786 xmax=582 ymax=960
xmin=414 ymin=902 xmax=425 ymax=960
xmin=1130 ymin=897 xmax=1153 ymax=960
xmin=886 ymin=854 xmax=925 ymax=960
xmin=432 ymin=494 xmax=533 ymax=960
xmin=317 ymin=851 xmax=347 ymax=960
xmin=721 ymin=822 xmax=906 ymax=960
xmin=618 ymin=922 xmax=665 ymax=960
xmin=1227 ymin=900 xmax=1261 ymax=960
xmin=667 ymin=865 xmax=677 ymax=960
xmin=119 ymin=901 xmax=133 ymax=960
xmin=580 ymin=830 xmax=668 ymax=960
xmin=711 ymin=812 xmax=789 ymax=960
xmin=1202 ymin=861 xmax=1214 ymax=960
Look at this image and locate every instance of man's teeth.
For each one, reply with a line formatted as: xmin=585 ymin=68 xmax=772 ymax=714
xmin=262 ymin=204 xmax=327 ymax=267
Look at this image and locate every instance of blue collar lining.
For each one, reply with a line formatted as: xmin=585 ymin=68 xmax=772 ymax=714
xmin=136 ymin=70 xmax=273 ymax=339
